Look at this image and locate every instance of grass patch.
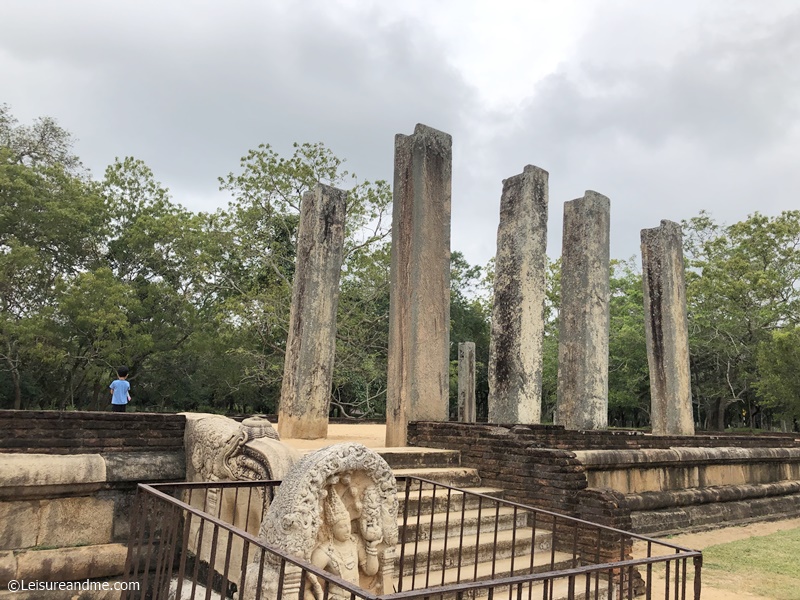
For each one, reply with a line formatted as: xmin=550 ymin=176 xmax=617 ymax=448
xmin=703 ymin=527 xmax=800 ymax=599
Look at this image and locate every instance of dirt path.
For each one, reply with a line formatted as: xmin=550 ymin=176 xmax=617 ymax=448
xmin=634 ymin=518 xmax=800 ymax=600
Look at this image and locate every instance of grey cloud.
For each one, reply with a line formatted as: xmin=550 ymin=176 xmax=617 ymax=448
xmin=0 ymin=0 xmax=478 ymax=210
xmin=477 ymin=6 xmax=800 ymax=262
xmin=4 ymin=0 xmax=799 ymax=269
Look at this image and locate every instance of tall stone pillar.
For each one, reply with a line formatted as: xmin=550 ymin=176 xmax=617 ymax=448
xmin=641 ymin=220 xmax=694 ymax=436
xmin=488 ymin=165 xmax=549 ymax=424
xmin=386 ymin=124 xmax=452 ymax=446
xmin=277 ymin=184 xmax=347 ymax=440
xmin=556 ymin=191 xmax=610 ymax=430
xmin=458 ymin=342 xmax=476 ymax=423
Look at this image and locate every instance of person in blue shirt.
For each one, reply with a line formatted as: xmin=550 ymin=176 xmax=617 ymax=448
xmin=109 ymin=366 xmax=131 ymax=412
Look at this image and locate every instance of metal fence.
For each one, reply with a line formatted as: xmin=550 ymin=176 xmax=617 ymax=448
xmin=122 ymin=477 xmax=701 ymax=600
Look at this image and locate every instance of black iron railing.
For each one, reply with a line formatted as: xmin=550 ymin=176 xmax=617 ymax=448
xmin=395 ymin=476 xmax=701 ymax=599
xmin=123 ymin=477 xmax=702 ymax=600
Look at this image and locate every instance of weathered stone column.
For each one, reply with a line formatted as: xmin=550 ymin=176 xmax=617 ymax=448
xmin=556 ymin=191 xmax=610 ymax=430
xmin=386 ymin=124 xmax=451 ymax=446
xmin=641 ymin=220 xmax=695 ymax=436
xmin=277 ymin=183 xmax=347 ymax=440
xmin=458 ymin=342 xmax=476 ymax=423
xmin=488 ymin=165 xmax=549 ymax=424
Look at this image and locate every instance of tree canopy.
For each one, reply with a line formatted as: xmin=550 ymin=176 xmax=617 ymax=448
xmin=2 ymin=105 xmax=800 ymax=431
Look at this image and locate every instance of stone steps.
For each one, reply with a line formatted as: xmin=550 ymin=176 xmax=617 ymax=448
xmin=392 ymin=466 xmax=483 ymax=488
xmin=397 ymin=526 xmax=556 ymax=575
xmin=397 ymin=486 xmax=506 ymax=517
xmin=398 ymin=506 xmax=528 ymax=541
xmin=398 ymin=549 xmax=580 ymax=591
xmin=376 ymin=447 xmax=462 ymax=469
xmin=379 ymin=446 xmax=593 ymax=600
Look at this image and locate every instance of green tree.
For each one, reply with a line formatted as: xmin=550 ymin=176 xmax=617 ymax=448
xmin=216 ymin=142 xmax=392 ymax=415
xmin=0 ymin=108 xmax=104 ymax=408
xmin=331 ymin=244 xmax=391 ymax=419
xmin=756 ymin=328 xmax=800 ymax=425
xmin=449 ymin=251 xmax=491 ymax=420
xmin=0 ymin=103 xmax=83 ymax=172
xmin=684 ymin=210 xmax=800 ymax=429
xmin=95 ymin=158 xmax=214 ymax=409
xmin=607 ymin=259 xmax=649 ymax=427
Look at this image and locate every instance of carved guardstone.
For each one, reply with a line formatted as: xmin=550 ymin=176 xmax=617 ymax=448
xmin=180 ymin=413 xmax=300 ymax=588
xmin=240 ymin=443 xmax=399 ymax=600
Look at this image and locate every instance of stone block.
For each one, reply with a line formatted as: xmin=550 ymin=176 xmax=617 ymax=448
xmin=110 ymin=491 xmax=135 ymax=542
xmin=0 ymin=500 xmax=40 ymax=550
xmin=0 ymin=551 xmax=16 ymax=585
xmin=0 ymin=454 xmax=106 ymax=488
xmin=488 ymin=165 xmax=548 ymax=424
xmin=556 ymin=191 xmax=611 ymax=430
xmin=641 ymin=220 xmax=694 ymax=435
xmin=37 ymin=496 xmax=115 ymax=547
xmin=457 ymin=341 xmax=476 ymax=423
xmin=386 ymin=124 xmax=452 ymax=446
xmin=15 ymin=543 xmax=127 ymax=582
xmin=103 ymin=450 xmax=185 ymax=482
xmin=278 ymin=183 xmax=347 ymax=440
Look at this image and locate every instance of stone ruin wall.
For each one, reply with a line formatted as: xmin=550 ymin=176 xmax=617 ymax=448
xmin=0 ymin=410 xmax=187 ymax=589
xmin=0 ymin=409 xmax=185 ymax=454
xmin=408 ymin=421 xmax=800 ymax=540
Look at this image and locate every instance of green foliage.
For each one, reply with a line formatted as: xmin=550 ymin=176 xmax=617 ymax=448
xmin=0 ymin=119 xmax=105 ymax=409
xmin=684 ymin=210 xmax=800 ymax=429
xmin=756 ymin=328 xmax=800 ymax=422
xmin=449 ymin=251 xmax=491 ymax=420
xmin=0 ymin=103 xmax=83 ymax=172
xmin=607 ymin=259 xmax=649 ymax=427
xmin=5 ymin=103 xmax=800 ymax=431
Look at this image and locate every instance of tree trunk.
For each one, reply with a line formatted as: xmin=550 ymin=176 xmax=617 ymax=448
xmin=11 ymin=366 xmax=21 ymax=410
xmin=91 ymin=380 xmax=102 ymax=411
xmin=704 ymin=398 xmax=731 ymax=431
xmin=2 ymin=352 xmax=22 ymax=410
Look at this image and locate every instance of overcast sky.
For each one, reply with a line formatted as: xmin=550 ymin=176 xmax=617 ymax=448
xmin=2 ymin=0 xmax=799 ymax=267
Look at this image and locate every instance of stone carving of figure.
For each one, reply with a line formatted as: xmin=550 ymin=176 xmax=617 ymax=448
xmin=309 ymin=483 xmax=380 ymax=600
xmin=238 ymin=443 xmax=398 ymax=600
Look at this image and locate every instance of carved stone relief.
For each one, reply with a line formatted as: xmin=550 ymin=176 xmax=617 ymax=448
xmin=240 ymin=443 xmax=398 ymax=600
xmin=180 ymin=413 xmax=300 ymax=592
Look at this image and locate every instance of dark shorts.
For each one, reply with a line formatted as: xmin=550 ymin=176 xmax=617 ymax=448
xmin=111 ymin=404 xmax=127 ymax=412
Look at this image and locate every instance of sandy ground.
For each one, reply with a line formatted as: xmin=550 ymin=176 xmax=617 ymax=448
xmin=282 ymin=424 xmax=800 ymax=599
xmin=280 ymin=422 xmax=388 ymax=451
